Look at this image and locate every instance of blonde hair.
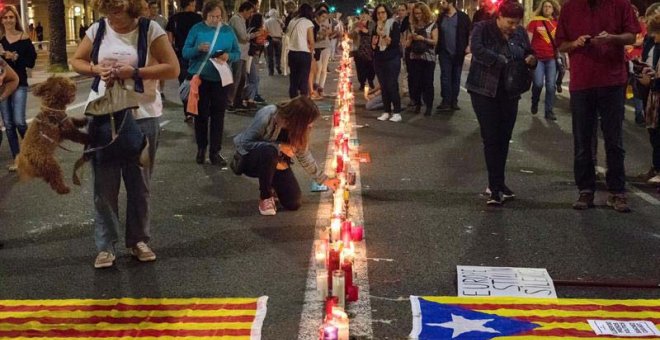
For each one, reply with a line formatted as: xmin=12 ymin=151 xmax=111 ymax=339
xmin=91 ymin=0 xmax=146 ymax=18
xmin=0 ymin=5 xmax=24 ymax=37
xmin=533 ymin=0 xmax=560 ymax=18
xmin=411 ymin=2 xmax=433 ymax=28
xmin=648 ymin=12 xmax=660 ymax=35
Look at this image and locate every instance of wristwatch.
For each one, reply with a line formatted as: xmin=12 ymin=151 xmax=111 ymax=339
xmin=132 ymin=67 xmax=140 ymax=80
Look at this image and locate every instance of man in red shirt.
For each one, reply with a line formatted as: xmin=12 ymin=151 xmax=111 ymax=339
xmin=556 ymin=0 xmax=640 ymax=212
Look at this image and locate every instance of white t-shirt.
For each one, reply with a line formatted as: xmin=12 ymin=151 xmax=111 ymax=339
xmin=86 ymin=19 xmax=166 ymax=120
xmin=287 ymin=18 xmax=314 ymax=53
xmin=315 ymin=18 xmax=332 ymax=49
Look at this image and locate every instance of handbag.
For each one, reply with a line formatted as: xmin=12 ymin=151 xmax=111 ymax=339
xmin=503 ymin=59 xmax=532 ymax=96
xmin=541 ymin=20 xmax=565 ymax=80
xmin=178 ymin=23 xmax=222 ymax=104
xmin=229 ymin=151 xmax=246 ymax=175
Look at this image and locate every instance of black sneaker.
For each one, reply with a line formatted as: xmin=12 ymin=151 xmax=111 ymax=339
xmin=254 ymin=95 xmax=266 ymax=103
xmin=572 ymin=192 xmax=595 ymax=210
xmin=486 ymin=192 xmax=502 ymax=206
xmin=545 ymin=112 xmax=557 ymax=121
xmin=226 ymin=106 xmax=237 ymax=114
xmin=501 ymin=186 xmax=516 ymax=200
xmin=209 ymin=153 xmax=228 ymax=167
xmin=436 ymin=104 xmax=452 ymax=112
xmin=531 ymin=103 xmax=538 ymax=115
xmin=451 ymin=104 xmax=461 ymax=111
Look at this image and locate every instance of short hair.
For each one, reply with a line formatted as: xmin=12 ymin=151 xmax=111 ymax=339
xmin=315 ymin=8 xmax=328 ymax=18
xmin=648 ymin=12 xmax=660 ymax=34
xmin=498 ymin=0 xmax=524 ymax=19
xmin=298 ymin=3 xmax=314 ymax=20
xmin=91 ymin=0 xmax=146 ymax=19
xmin=180 ymin=0 xmax=194 ymax=9
xmin=202 ymin=0 xmax=224 ymax=20
xmin=238 ymin=1 xmax=255 ymax=13
xmin=533 ymin=0 xmax=560 ymax=18
xmin=372 ymin=4 xmax=393 ymax=22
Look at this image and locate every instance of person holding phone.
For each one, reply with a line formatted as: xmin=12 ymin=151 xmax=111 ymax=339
xmin=557 ymin=0 xmax=640 ymax=212
xmin=183 ymin=0 xmax=240 ymax=166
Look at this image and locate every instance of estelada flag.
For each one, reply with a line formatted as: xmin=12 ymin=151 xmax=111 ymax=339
xmin=410 ymin=296 xmax=660 ymax=339
xmin=0 ymin=296 xmax=267 ymax=339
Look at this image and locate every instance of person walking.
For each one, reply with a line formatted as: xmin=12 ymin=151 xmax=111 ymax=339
xmin=406 ymin=2 xmax=437 ymax=116
xmin=527 ymin=0 xmax=561 ymax=120
xmin=286 ymin=3 xmax=315 ymax=98
xmin=264 ymin=9 xmax=283 ymax=75
xmin=466 ymin=0 xmax=537 ymax=205
xmin=35 ymin=22 xmax=43 ymax=49
xmin=184 ymin=0 xmax=240 ymax=166
xmin=166 ymin=0 xmax=202 ymax=122
xmin=233 ymin=96 xmax=339 ymax=215
xmin=556 ymin=0 xmax=640 ymax=212
xmin=436 ymin=0 xmax=471 ymax=113
xmin=228 ymin=1 xmax=256 ymax=112
xmin=71 ymin=0 xmax=179 ymax=268
xmin=373 ymin=4 xmax=403 ymax=123
xmin=0 ymin=5 xmax=37 ymax=172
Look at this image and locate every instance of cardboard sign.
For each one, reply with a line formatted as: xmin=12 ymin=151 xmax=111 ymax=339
xmin=457 ymin=266 xmax=557 ymax=298
xmin=588 ymin=320 xmax=660 ymax=337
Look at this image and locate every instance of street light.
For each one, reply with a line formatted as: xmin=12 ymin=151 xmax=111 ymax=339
xmin=74 ymin=6 xmax=81 ymax=16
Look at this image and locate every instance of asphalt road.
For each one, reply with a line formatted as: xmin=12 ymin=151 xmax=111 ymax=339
xmin=0 ymin=60 xmax=658 ymax=339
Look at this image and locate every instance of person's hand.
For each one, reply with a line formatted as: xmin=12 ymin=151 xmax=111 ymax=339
xmin=572 ymin=35 xmax=591 ymax=49
xmin=383 ymin=36 xmax=392 ymax=45
xmin=525 ymin=54 xmax=537 ymax=67
xmin=98 ymin=65 xmax=115 ymax=83
xmin=465 ymin=45 xmax=471 ymax=54
xmin=413 ymin=34 xmax=424 ymax=41
xmin=215 ymin=53 xmax=230 ymax=63
xmin=279 ymin=143 xmax=295 ymax=157
xmin=590 ymin=31 xmax=611 ymax=45
xmin=324 ymin=177 xmax=339 ymax=191
xmin=199 ymin=43 xmax=210 ymax=53
xmin=113 ymin=63 xmax=136 ymax=80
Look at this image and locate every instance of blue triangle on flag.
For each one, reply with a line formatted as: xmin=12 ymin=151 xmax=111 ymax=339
xmin=417 ymin=298 xmax=540 ymax=339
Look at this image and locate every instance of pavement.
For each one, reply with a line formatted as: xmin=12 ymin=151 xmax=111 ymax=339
xmin=0 ymin=56 xmax=659 ymax=339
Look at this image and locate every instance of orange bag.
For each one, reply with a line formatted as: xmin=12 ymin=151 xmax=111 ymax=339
xmin=186 ymin=75 xmax=202 ymax=115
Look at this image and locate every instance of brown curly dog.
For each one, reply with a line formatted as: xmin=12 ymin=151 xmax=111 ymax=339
xmin=15 ymin=76 xmax=88 ymax=194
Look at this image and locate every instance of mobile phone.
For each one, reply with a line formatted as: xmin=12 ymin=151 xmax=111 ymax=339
xmin=584 ymin=37 xmax=592 ymax=45
xmin=211 ymin=50 xmax=225 ymax=58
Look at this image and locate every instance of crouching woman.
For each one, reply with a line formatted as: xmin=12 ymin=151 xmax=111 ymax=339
xmin=233 ymin=96 xmax=339 ymax=215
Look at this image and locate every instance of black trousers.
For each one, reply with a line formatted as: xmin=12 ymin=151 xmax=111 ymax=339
xmin=408 ymin=59 xmax=435 ymax=109
xmin=195 ymin=79 xmax=228 ymax=153
xmin=374 ymin=57 xmax=402 ymax=113
xmin=650 ymin=128 xmax=660 ymax=171
xmin=471 ymin=92 xmax=519 ymax=193
xmin=267 ymin=38 xmax=282 ymax=74
xmin=242 ymin=145 xmax=302 ymax=210
xmin=355 ymin=55 xmax=375 ymax=88
xmin=288 ymin=51 xmax=312 ymax=98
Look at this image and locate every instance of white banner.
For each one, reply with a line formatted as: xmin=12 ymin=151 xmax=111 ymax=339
xmin=456 ymin=266 xmax=557 ymax=298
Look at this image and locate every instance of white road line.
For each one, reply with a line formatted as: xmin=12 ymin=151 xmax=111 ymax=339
xmin=595 ymin=166 xmax=660 ymax=206
xmin=159 ymin=119 xmax=171 ymax=128
xmin=297 ymin=111 xmax=373 ymax=339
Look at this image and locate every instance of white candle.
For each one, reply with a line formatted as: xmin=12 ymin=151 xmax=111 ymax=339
xmin=330 ymin=219 xmax=341 ymax=242
xmin=317 ymin=269 xmax=328 ymax=299
xmin=332 ymin=270 xmax=346 ymax=309
xmin=315 ymin=240 xmax=327 ymax=269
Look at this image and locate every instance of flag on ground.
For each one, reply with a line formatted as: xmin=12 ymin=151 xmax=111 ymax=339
xmin=410 ymin=296 xmax=660 ymax=339
xmin=0 ymin=296 xmax=268 ymax=339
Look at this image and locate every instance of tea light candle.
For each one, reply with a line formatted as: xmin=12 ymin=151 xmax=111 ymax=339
xmin=317 ymin=269 xmax=328 ymax=299
xmin=332 ymin=270 xmax=346 ymax=309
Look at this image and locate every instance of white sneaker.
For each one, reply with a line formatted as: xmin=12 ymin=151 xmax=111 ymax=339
xmin=648 ymin=174 xmax=660 ymax=184
xmin=94 ymin=251 xmax=115 ymax=269
xmin=259 ymin=197 xmax=277 ymax=216
xmin=389 ymin=113 xmax=402 ymax=122
xmin=377 ymin=112 xmax=390 ymax=121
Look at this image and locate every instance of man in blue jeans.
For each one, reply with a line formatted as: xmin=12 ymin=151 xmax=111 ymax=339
xmin=557 ymin=0 xmax=640 ymax=212
xmin=435 ymin=0 xmax=471 ymax=112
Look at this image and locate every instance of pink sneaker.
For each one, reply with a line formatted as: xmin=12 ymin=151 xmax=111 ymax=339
xmin=259 ymin=197 xmax=277 ymax=216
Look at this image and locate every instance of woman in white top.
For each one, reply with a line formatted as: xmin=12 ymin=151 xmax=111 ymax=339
xmin=286 ymin=3 xmax=315 ymax=98
xmin=70 ymin=0 xmax=178 ymax=269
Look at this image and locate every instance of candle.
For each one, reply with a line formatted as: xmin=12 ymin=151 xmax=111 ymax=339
xmin=341 ymin=259 xmax=353 ymax=293
xmin=315 ymin=240 xmax=327 ymax=269
xmin=330 ymin=219 xmax=341 ymax=242
xmin=330 ymin=308 xmax=349 ymax=340
xmin=347 ymin=285 xmax=359 ymax=302
xmin=319 ymin=227 xmax=330 ymax=241
xmin=332 ymin=270 xmax=346 ymax=309
xmin=347 ymin=171 xmax=356 ymax=186
xmin=317 ymin=269 xmax=328 ymax=299
xmin=325 ymin=296 xmax=338 ymax=319
xmin=328 ymin=248 xmax=340 ymax=287
xmin=321 ymin=323 xmax=339 ymax=340
xmin=341 ymin=221 xmax=351 ymax=246
xmin=351 ymin=225 xmax=363 ymax=242
xmin=336 ymin=154 xmax=344 ymax=173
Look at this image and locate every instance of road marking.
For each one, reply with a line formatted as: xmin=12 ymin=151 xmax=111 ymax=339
xmin=297 ymin=105 xmax=373 ymax=339
xmin=159 ymin=120 xmax=171 ymax=128
xmin=595 ymin=166 xmax=660 ymax=206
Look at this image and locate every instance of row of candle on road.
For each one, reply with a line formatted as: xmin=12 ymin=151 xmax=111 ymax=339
xmin=317 ymin=37 xmax=363 ymax=340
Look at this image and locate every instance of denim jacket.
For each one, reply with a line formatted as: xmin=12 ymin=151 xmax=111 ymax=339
xmin=466 ymin=20 xmax=534 ymax=98
xmin=233 ymin=105 xmax=327 ymax=184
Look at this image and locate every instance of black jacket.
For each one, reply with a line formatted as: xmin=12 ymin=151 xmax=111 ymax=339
xmin=435 ymin=10 xmax=471 ymax=61
xmin=466 ymin=19 xmax=534 ymax=98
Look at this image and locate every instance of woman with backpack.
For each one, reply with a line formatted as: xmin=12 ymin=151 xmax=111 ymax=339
xmin=71 ymin=0 xmax=179 ymax=269
xmin=527 ymin=0 xmax=560 ymax=121
xmin=406 ymin=2 xmax=437 ymax=116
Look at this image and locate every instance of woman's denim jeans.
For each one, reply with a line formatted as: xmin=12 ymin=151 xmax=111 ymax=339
xmin=531 ymin=59 xmax=557 ymax=115
xmin=0 ymin=86 xmax=28 ymax=158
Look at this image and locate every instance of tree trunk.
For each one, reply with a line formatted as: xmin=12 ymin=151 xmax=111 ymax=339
xmin=48 ymin=0 xmax=68 ymax=70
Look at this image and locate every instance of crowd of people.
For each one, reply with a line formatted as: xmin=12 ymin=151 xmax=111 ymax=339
xmin=0 ymin=0 xmax=659 ymax=263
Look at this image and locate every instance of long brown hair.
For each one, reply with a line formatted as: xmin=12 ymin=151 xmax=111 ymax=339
xmin=276 ymin=96 xmax=320 ymax=150
xmin=0 ymin=6 xmax=24 ymax=36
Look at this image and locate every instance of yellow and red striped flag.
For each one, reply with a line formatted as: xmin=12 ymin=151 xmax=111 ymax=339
xmin=410 ymin=296 xmax=660 ymax=339
xmin=0 ymin=296 xmax=267 ymax=339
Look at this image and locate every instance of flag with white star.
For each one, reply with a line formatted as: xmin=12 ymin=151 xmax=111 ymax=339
xmin=409 ymin=296 xmax=660 ymax=339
